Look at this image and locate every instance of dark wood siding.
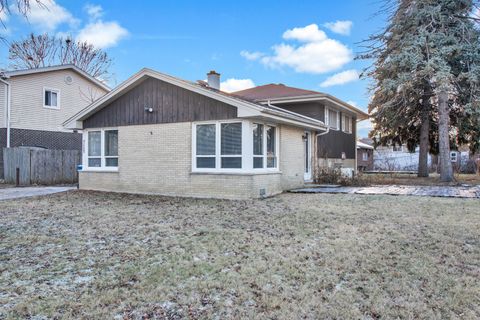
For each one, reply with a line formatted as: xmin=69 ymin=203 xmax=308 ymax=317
xmin=275 ymin=101 xmax=356 ymax=159
xmin=83 ymin=77 xmax=237 ymax=128
xmin=277 ymin=102 xmax=325 ymax=122
xmin=317 ymin=117 xmax=356 ymax=159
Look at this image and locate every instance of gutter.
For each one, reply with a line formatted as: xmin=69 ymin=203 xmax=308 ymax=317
xmin=0 ymin=77 xmax=11 ymax=148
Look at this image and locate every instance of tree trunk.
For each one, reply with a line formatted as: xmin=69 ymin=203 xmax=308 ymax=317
xmin=437 ymin=90 xmax=453 ymax=182
xmin=418 ymin=101 xmax=430 ymax=177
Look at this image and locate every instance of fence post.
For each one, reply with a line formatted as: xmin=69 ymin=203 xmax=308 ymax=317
xmin=15 ymin=167 xmax=19 ymax=187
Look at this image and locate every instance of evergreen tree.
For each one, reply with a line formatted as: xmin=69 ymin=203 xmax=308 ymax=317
xmin=362 ymin=0 xmax=480 ymax=181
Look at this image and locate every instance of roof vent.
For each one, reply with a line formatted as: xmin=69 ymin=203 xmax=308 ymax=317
xmin=65 ymin=75 xmax=73 ymax=85
xmin=207 ymin=70 xmax=220 ymax=90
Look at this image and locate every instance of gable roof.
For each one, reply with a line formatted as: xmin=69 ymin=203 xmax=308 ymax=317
xmin=232 ymin=83 xmax=320 ymax=100
xmin=232 ymin=83 xmax=369 ymax=120
xmin=1 ymin=64 xmax=111 ymax=92
xmin=63 ymin=68 xmax=327 ymax=131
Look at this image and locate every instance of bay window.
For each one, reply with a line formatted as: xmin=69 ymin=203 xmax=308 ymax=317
xmin=193 ymin=121 xmax=278 ymax=172
xmin=86 ymin=129 xmax=118 ymax=170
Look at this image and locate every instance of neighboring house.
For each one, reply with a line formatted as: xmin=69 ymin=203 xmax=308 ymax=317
xmin=64 ymin=69 xmax=367 ymax=199
xmin=373 ymin=144 xmax=432 ymax=171
xmin=0 ymin=65 xmax=110 ymax=178
xmin=357 ymin=140 xmax=373 ymax=171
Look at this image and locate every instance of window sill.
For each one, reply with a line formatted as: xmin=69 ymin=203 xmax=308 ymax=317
xmin=43 ymin=105 xmax=60 ymax=110
xmin=191 ymin=170 xmax=281 ymax=176
xmin=80 ymin=168 xmax=119 ymax=173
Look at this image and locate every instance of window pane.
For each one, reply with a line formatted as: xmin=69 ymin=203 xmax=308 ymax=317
xmin=196 ymin=125 xmax=216 ymax=155
xmin=51 ymin=92 xmax=58 ymax=106
xmin=221 ymin=157 xmax=242 ymax=168
xmin=88 ymin=131 xmax=101 ymax=156
xmin=197 ymin=157 xmax=216 ymax=168
xmin=329 ymin=110 xmax=338 ymax=129
xmin=45 ymin=91 xmax=51 ymax=106
xmin=106 ymin=158 xmax=118 ymax=167
xmin=253 ymin=157 xmax=263 ymax=169
xmin=105 ymin=130 xmax=118 ymax=156
xmin=221 ymin=123 xmax=242 ymax=155
xmin=253 ymin=123 xmax=264 ymax=155
xmin=266 ymin=126 xmax=276 ymax=168
xmin=88 ymin=158 xmax=101 ymax=167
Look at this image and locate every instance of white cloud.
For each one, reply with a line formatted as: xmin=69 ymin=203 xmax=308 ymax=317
xmin=357 ymin=118 xmax=373 ymax=131
xmin=0 ymin=9 xmax=9 ymax=22
xmin=85 ymin=4 xmax=103 ymax=20
xmin=76 ymin=20 xmax=128 ymax=48
xmin=240 ymin=50 xmax=264 ymax=61
xmin=283 ymin=23 xmax=327 ymax=42
xmin=320 ymin=69 xmax=359 ymax=87
xmin=220 ymin=78 xmax=255 ymax=93
xmin=22 ymin=0 xmax=79 ymax=32
xmin=242 ymin=24 xmax=353 ymax=74
xmin=323 ymin=20 xmax=353 ymax=36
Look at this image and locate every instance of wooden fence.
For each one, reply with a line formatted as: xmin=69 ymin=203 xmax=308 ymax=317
xmin=3 ymin=147 xmax=80 ymax=185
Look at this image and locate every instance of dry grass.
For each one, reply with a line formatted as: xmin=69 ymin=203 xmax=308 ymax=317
xmin=361 ymin=173 xmax=480 ymax=186
xmin=1 ymin=191 xmax=479 ymax=319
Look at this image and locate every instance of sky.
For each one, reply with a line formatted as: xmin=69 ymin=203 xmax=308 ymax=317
xmin=0 ymin=0 xmax=389 ymax=137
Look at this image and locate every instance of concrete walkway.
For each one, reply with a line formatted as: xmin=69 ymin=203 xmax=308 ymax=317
xmin=290 ymin=184 xmax=480 ymax=199
xmin=0 ymin=186 xmax=76 ymax=201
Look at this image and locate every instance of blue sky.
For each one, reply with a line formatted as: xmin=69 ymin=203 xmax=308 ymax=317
xmin=0 ymin=0 xmax=388 ymax=137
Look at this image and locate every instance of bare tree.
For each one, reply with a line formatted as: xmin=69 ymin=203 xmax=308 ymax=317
xmin=9 ymin=33 xmax=112 ymax=79
xmin=0 ymin=0 xmax=45 ymax=25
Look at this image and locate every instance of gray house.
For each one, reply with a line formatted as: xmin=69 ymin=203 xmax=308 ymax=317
xmin=0 ymin=65 xmax=110 ymax=178
xmin=64 ymin=69 xmax=367 ymax=199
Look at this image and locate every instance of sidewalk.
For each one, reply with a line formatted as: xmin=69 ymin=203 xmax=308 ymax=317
xmin=0 ymin=186 xmax=76 ymax=201
xmin=290 ymin=184 xmax=480 ymax=198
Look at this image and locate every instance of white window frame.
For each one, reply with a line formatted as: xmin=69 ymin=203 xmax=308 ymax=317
xmin=83 ymin=128 xmax=119 ymax=172
xmin=253 ymin=123 xmax=279 ymax=170
xmin=43 ymin=87 xmax=60 ymax=109
xmin=362 ymin=151 xmax=368 ymax=161
xmin=450 ymin=151 xmax=457 ymax=163
xmin=192 ymin=120 xmax=280 ymax=173
xmin=342 ymin=114 xmax=352 ymax=134
xmin=325 ymin=106 xmax=340 ymax=130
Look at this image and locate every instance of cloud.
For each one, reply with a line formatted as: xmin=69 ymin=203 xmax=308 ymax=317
xmin=0 ymin=9 xmax=9 ymax=22
xmin=323 ymin=20 xmax=353 ymax=36
xmin=76 ymin=20 xmax=128 ymax=48
xmin=240 ymin=50 xmax=265 ymax=61
xmin=221 ymin=78 xmax=255 ymax=93
xmin=320 ymin=69 xmax=359 ymax=87
xmin=357 ymin=118 xmax=373 ymax=130
xmin=84 ymin=4 xmax=103 ymax=20
xmin=283 ymin=24 xmax=327 ymax=42
xmin=242 ymin=24 xmax=353 ymax=74
xmin=21 ymin=0 xmax=79 ymax=32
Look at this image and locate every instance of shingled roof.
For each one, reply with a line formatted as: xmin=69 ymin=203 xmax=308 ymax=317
xmin=232 ymin=83 xmax=320 ymax=101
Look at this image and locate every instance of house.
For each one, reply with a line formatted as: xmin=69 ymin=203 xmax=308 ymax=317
xmin=0 ymin=65 xmax=110 ymax=178
xmin=232 ymin=83 xmax=368 ymax=175
xmin=64 ymin=69 xmax=368 ymax=199
xmin=373 ymin=144 xmax=432 ymax=171
xmin=357 ymin=139 xmax=373 ymax=171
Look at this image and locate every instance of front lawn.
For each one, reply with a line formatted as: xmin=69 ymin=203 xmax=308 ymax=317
xmin=1 ymin=191 xmax=479 ymax=319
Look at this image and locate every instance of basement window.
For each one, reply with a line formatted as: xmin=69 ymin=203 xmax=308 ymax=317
xmin=86 ymin=129 xmax=118 ymax=170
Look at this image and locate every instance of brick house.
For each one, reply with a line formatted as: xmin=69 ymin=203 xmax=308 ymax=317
xmin=0 ymin=65 xmax=110 ymax=178
xmin=64 ymin=69 xmax=368 ymax=199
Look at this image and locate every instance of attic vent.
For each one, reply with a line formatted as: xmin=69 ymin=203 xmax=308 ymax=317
xmin=64 ymin=75 xmax=73 ymax=85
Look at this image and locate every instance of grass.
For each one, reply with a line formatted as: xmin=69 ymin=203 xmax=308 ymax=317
xmin=1 ymin=191 xmax=479 ymax=319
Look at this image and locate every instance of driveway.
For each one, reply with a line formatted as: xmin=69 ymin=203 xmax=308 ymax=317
xmin=291 ymin=184 xmax=480 ymax=198
xmin=0 ymin=186 xmax=76 ymax=201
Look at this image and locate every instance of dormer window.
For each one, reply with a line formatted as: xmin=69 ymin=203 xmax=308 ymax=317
xmin=44 ymin=88 xmax=60 ymax=109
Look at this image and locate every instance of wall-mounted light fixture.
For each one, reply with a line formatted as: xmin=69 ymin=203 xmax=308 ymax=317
xmin=302 ymin=134 xmax=308 ymax=141
xmin=341 ymin=152 xmax=346 ymax=160
xmin=144 ymin=105 xmax=153 ymax=113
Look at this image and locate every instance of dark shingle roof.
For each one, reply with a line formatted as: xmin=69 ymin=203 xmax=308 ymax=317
xmin=232 ymin=83 xmax=320 ymax=101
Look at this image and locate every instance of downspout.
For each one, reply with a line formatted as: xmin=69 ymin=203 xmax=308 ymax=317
xmin=0 ymin=77 xmax=11 ymax=148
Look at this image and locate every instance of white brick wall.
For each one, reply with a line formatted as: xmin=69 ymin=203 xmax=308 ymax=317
xmin=80 ymin=122 xmax=306 ymax=199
